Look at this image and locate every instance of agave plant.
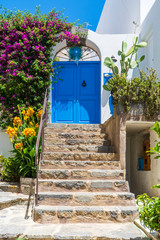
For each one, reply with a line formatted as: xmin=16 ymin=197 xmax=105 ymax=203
xmin=104 ymin=37 xmax=147 ymax=78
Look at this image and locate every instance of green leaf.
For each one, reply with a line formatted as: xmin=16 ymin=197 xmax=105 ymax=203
xmin=130 ymin=60 xmax=138 ymax=69
xmin=29 ymin=148 xmax=35 ymax=158
xmin=136 ymin=42 xmax=147 ymax=48
xmin=133 ymin=36 xmax=138 ymax=45
xmin=137 ymin=55 xmax=145 ymax=62
xmin=122 ymin=41 xmax=127 ymax=52
xmin=118 ymin=50 xmax=122 ymax=56
xmin=126 ymin=46 xmax=134 ymax=57
xmin=23 ymin=148 xmax=28 ymax=154
xmin=113 ymin=66 xmax=119 ymax=74
xmin=121 ymin=52 xmax=125 ymax=61
xmin=152 ymin=184 xmax=160 ymax=189
xmin=104 ymin=57 xmax=113 ymax=68
xmin=103 ymin=85 xmax=109 ymax=91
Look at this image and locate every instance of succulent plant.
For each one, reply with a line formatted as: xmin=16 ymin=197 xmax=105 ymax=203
xmin=104 ymin=37 xmax=147 ymax=78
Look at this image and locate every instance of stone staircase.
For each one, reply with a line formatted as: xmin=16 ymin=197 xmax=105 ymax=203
xmin=33 ymin=123 xmax=137 ymax=224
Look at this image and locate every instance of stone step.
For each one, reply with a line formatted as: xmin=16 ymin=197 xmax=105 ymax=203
xmin=33 ymin=205 xmax=137 ymax=224
xmin=38 ymin=179 xmax=129 ymax=192
xmin=44 ymin=138 xmax=110 ymax=146
xmin=0 ymin=192 xmax=29 ymax=210
xmin=40 ymin=160 xmax=120 ymax=170
xmin=0 ymin=203 xmax=147 ymax=240
xmin=38 ymin=192 xmax=136 ymax=206
xmin=44 ymin=132 xmax=107 ymax=140
xmin=39 ymin=169 xmax=124 ymax=180
xmin=45 ymin=124 xmax=104 ymax=133
xmin=44 ymin=144 xmax=114 ymax=153
xmin=42 ymin=152 xmax=117 ymax=161
xmin=0 ymin=182 xmax=20 ymax=193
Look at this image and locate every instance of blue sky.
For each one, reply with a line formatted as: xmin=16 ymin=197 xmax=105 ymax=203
xmin=0 ymin=0 xmax=105 ymax=31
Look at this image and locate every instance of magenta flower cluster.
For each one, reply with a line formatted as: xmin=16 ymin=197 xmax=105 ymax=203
xmin=0 ymin=9 xmax=80 ymax=128
xmin=59 ymin=31 xmax=80 ymax=45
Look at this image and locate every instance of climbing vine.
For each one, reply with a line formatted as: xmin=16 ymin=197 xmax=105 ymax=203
xmin=0 ymin=6 xmax=80 ymax=129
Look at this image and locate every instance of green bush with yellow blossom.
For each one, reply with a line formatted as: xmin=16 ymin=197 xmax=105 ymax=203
xmin=3 ymin=106 xmax=43 ymax=179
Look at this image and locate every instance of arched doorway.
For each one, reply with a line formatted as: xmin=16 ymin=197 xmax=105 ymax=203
xmin=52 ymin=46 xmax=101 ymax=124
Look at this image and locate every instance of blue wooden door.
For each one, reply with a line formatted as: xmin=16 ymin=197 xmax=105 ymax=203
xmin=52 ymin=61 xmax=100 ymax=124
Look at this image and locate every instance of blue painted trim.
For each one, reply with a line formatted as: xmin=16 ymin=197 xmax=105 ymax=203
xmin=103 ymin=73 xmax=113 ymax=115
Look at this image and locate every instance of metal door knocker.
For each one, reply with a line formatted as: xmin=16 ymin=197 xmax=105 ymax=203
xmin=82 ymin=80 xmax=87 ymax=87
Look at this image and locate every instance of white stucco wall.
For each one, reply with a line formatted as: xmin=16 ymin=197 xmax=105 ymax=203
xmin=96 ymin=0 xmax=140 ymax=34
xmin=96 ymin=0 xmax=156 ymax=35
xmin=0 ymin=130 xmax=12 ymax=158
xmin=137 ymin=0 xmax=160 ymax=78
xmin=87 ymin=31 xmax=136 ymax=123
xmin=140 ymin=0 xmax=156 ymax=24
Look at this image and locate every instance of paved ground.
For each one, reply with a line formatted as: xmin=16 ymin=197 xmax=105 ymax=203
xmin=0 ymin=191 xmax=149 ymax=240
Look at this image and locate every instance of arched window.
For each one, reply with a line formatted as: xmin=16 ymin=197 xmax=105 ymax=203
xmin=54 ymin=46 xmax=100 ymax=62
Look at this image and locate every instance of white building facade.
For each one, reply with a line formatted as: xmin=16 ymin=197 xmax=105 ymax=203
xmin=1 ymin=0 xmax=160 ymax=196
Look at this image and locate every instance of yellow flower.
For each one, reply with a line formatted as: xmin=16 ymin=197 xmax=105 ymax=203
xmin=35 ymin=123 xmax=39 ymax=128
xmin=22 ymin=110 xmax=26 ymax=115
xmin=6 ymin=127 xmax=17 ymax=139
xmin=22 ymin=128 xmax=36 ymax=138
xmin=37 ymin=109 xmax=43 ymax=118
xmin=15 ymin=142 xmax=23 ymax=151
xmin=26 ymin=107 xmax=35 ymax=117
xmin=24 ymin=115 xmax=29 ymax=121
xmin=13 ymin=117 xmax=22 ymax=127
xmin=14 ymin=127 xmax=18 ymax=132
xmin=29 ymin=122 xmax=33 ymax=126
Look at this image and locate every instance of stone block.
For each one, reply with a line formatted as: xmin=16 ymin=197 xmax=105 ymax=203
xmin=90 ymin=181 xmax=113 ymax=189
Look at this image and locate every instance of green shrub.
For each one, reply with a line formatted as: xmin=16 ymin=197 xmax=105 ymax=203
xmin=103 ymin=68 xmax=160 ymax=117
xmin=0 ymin=155 xmax=20 ymax=182
xmin=137 ymin=193 xmax=160 ymax=232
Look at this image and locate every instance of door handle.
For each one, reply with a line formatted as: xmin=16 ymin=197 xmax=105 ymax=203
xmin=82 ymin=80 xmax=87 ymax=87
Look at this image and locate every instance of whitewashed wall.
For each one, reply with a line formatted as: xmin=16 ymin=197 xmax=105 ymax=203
xmin=0 ymin=130 xmax=12 ymax=158
xmin=137 ymin=0 xmax=160 ymax=78
xmin=87 ymin=31 xmax=136 ymax=123
xmin=96 ymin=0 xmax=140 ymax=34
xmin=96 ymin=0 xmax=155 ymax=35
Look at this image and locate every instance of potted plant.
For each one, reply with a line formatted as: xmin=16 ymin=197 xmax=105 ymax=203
xmin=102 ymin=37 xmax=160 ymax=118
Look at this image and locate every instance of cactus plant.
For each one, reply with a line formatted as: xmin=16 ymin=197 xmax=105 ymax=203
xmin=104 ymin=37 xmax=147 ymax=78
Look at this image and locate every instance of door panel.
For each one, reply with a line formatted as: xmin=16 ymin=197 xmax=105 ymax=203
xmin=52 ymin=61 xmax=100 ymax=124
xmin=56 ymin=100 xmax=74 ymax=122
xmin=79 ymin=66 xmax=96 ymax=96
xmin=77 ymin=63 xmax=100 ymax=123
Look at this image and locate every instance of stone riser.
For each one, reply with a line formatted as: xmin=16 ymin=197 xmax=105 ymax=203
xmin=44 ymin=132 xmax=107 ymax=140
xmin=40 ymin=160 xmax=121 ymax=170
xmin=44 ymin=126 xmax=103 ymax=134
xmin=38 ymin=180 xmax=129 ymax=192
xmin=42 ymin=152 xmax=117 ymax=161
xmin=39 ymin=169 xmax=124 ymax=180
xmin=0 ymin=199 xmax=28 ymax=210
xmin=44 ymin=138 xmax=111 ymax=146
xmin=0 ymin=183 xmax=20 ymax=193
xmin=44 ymin=145 xmax=114 ymax=153
xmin=38 ymin=192 xmax=136 ymax=206
xmin=33 ymin=205 xmax=137 ymax=224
